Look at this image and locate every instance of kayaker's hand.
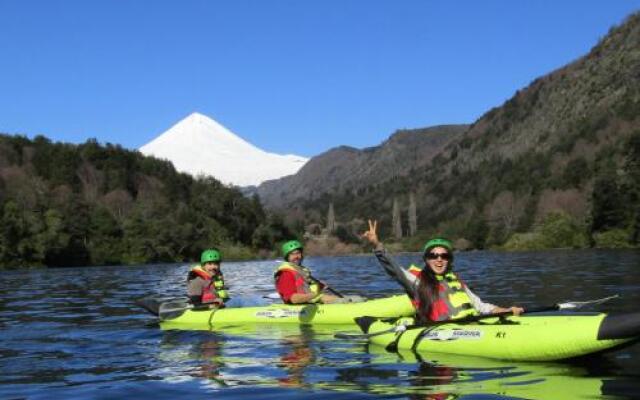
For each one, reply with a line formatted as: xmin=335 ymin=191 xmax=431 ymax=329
xmin=509 ymin=306 xmax=524 ymax=316
xmin=492 ymin=305 xmax=524 ymax=315
xmin=361 ymin=219 xmax=380 ymax=246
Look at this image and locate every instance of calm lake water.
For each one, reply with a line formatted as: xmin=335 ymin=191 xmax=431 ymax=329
xmin=1 ymin=249 xmax=640 ymax=399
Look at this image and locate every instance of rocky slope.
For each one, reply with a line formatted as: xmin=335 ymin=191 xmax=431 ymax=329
xmin=256 ymin=124 xmax=467 ymax=209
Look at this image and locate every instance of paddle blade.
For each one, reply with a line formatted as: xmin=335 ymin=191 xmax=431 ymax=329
xmin=159 ymin=300 xmax=192 ymax=321
xmin=135 ymin=297 xmax=162 ymax=316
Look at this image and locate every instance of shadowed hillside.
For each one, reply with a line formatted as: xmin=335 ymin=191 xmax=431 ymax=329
xmin=257 ymin=124 xmax=467 ymax=209
xmin=275 ymin=12 xmax=640 ymax=250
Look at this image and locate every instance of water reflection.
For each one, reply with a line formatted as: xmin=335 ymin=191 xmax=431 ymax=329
xmin=277 ymin=329 xmax=316 ymax=388
xmin=333 ymin=347 xmax=611 ymax=399
xmin=154 ymin=323 xmax=640 ymax=399
xmin=1 ymin=250 xmax=640 ymax=399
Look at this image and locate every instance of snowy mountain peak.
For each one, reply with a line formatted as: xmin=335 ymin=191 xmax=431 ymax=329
xmin=139 ymin=113 xmax=308 ymax=187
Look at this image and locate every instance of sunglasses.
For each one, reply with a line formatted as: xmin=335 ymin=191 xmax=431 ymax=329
xmin=425 ymin=252 xmax=451 ymax=261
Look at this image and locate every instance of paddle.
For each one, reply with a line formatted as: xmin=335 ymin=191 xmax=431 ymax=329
xmin=334 ymin=294 xmax=620 ymax=340
xmin=136 ymin=296 xmax=190 ymax=317
xmin=158 ymin=299 xmax=222 ymax=321
xmin=309 ymin=274 xmax=344 ymax=298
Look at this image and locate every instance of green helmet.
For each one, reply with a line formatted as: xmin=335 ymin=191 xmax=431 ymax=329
xmin=200 ymin=248 xmax=222 ymax=263
xmin=281 ymin=240 xmax=303 ymax=260
xmin=422 ymin=238 xmax=453 ymax=255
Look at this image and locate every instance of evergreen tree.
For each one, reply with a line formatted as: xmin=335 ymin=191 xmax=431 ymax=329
xmin=408 ymin=193 xmax=417 ymax=236
xmin=392 ymin=198 xmax=402 ymax=239
xmin=327 ymin=203 xmax=336 ymax=234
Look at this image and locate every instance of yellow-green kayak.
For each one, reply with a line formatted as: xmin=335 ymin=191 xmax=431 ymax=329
xmin=139 ymin=295 xmax=414 ymax=330
xmin=355 ymin=311 xmax=640 ymax=361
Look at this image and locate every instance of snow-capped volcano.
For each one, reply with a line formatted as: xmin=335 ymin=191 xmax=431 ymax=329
xmin=140 ymin=113 xmax=308 ymax=187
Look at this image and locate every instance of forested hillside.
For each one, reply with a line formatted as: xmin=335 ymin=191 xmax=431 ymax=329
xmin=0 ymin=135 xmax=292 ymax=269
xmin=287 ymin=12 xmax=640 ymax=250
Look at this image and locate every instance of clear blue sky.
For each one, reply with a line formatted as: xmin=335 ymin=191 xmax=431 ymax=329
xmin=1 ymin=1 xmax=639 ymax=157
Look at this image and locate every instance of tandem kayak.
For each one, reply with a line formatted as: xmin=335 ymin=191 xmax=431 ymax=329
xmin=137 ymin=294 xmax=414 ymax=329
xmin=354 ymin=311 xmax=640 ymax=361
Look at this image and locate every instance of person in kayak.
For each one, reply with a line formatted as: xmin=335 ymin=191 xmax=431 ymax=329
xmin=362 ymin=220 xmax=523 ymax=323
xmin=274 ymin=239 xmax=364 ymax=304
xmin=187 ymin=248 xmax=229 ymax=308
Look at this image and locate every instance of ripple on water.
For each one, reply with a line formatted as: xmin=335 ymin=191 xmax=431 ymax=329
xmin=1 ymin=251 xmax=640 ymax=399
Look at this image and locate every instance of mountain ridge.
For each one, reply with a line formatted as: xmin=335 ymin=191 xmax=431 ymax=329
xmin=256 ymin=124 xmax=468 ymax=209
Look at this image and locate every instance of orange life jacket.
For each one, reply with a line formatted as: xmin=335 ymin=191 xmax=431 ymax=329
xmin=188 ymin=266 xmax=228 ymax=303
xmin=274 ymin=263 xmax=322 ymax=302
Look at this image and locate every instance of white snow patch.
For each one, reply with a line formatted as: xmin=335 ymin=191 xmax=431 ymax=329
xmin=139 ymin=113 xmax=307 ymax=187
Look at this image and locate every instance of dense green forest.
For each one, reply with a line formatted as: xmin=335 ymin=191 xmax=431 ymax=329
xmin=0 ymin=135 xmax=293 ymax=269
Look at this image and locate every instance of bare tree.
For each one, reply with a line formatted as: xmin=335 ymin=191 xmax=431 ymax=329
xmin=102 ymin=189 xmax=134 ymax=221
xmin=408 ymin=192 xmax=417 ymax=236
xmin=327 ymin=202 xmax=336 ymax=234
xmin=392 ymin=198 xmax=402 ymax=239
xmin=485 ymin=191 xmax=527 ymax=240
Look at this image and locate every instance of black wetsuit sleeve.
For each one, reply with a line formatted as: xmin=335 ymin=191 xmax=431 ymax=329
xmin=373 ymin=244 xmax=418 ymax=299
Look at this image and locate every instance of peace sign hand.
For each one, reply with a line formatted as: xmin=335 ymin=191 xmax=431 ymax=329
xmin=361 ymin=219 xmax=380 ymax=246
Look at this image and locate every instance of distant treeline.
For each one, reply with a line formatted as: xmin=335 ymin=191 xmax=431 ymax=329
xmin=0 ymin=134 xmax=293 ymax=269
xmin=299 ymin=129 xmax=640 ymax=251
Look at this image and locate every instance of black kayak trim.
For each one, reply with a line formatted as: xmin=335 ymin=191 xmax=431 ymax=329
xmin=355 ymin=316 xmax=380 ymax=334
xmin=597 ymin=311 xmax=640 ymax=340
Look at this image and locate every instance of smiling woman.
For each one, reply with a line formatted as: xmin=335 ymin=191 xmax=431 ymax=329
xmin=361 ymin=220 xmax=523 ymax=323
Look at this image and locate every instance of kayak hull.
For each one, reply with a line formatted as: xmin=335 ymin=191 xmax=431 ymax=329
xmin=160 ymin=294 xmax=414 ymax=329
xmin=358 ymin=312 xmax=640 ymax=361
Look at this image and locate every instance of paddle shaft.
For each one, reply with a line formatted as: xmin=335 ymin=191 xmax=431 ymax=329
xmin=413 ymin=304 xmax=565 ymax=327
xmin=337 ymin=307 xmax=557 ymax=343
xmin=335 ymin=296 xmax=617 ymax=341
xmin=310 ymin=275 xmax=344 ymax=298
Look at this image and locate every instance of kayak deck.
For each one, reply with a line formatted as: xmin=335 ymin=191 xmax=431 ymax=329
xmin=357 ymin=312 xmax=640 ymax=361
xmin=152 ymin=294 xmax=414 ymax=329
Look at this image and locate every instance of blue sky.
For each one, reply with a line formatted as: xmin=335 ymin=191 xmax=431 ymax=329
xmin=1 ymin=1 xmax=639 ymax=157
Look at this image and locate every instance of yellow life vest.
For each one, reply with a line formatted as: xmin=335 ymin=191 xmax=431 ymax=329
xmin=429 ymin=272 xmax=478 ymax=321
xmin=408 ymin=264 xmax=422 ymax=277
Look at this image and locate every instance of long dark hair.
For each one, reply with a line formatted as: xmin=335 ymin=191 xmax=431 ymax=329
xmin=416 ymin=249 xmax=453 ymax=323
